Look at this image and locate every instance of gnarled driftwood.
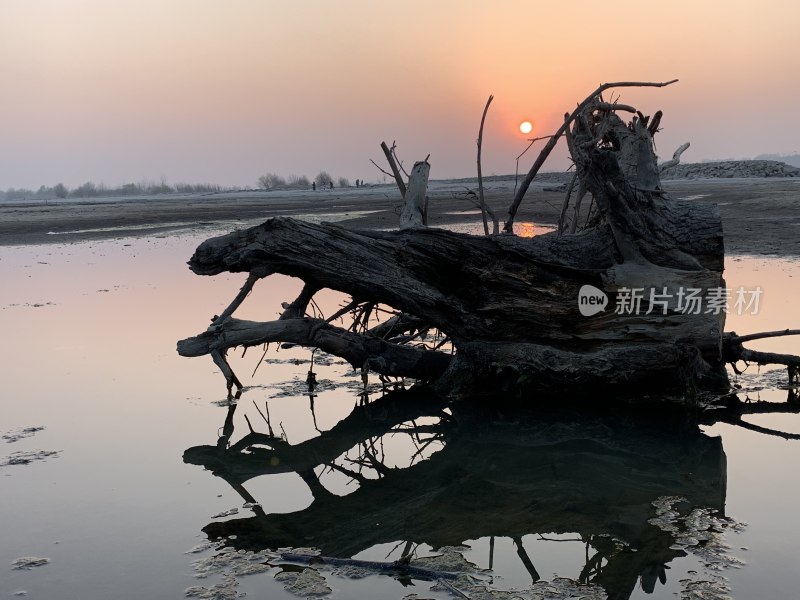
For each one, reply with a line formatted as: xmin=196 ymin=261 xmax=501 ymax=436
xmin=178 ymin=82 xmax=799 ymax=401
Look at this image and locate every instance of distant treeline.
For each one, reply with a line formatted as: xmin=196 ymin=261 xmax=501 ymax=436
xmin=2 ymin=169 xmax=369 ymax=202
xmin=0 ymin=180 xmax=241 ymax=202
xmin=257 ymin=171 xmax=353 ymax=190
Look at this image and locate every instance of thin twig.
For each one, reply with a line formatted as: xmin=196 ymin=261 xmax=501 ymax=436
xmin=391 ymin=142 xmax=410 ymax=178
xmin=309 ymin=297 xmax=324 ymax=320
xmin=316 ymin=297 xmax=361 ymax=331
xmin=212 ymin=269 xmax=268 ymax=326
xmin=370 ymin=158 xmax=395 ymax=179
xmin=514 ymin=136 xmax=551 ymax=194
xmin=251 ymin=343 xmax=271 ymax=378
xmin=243 ymin=413 xmax=255 ymax=434
xmin=252 ymin=399 xmax=271 ymax=428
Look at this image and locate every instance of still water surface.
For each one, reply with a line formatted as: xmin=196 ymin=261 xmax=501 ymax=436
xmin=1 ymin=231 xmax=799 ymax=599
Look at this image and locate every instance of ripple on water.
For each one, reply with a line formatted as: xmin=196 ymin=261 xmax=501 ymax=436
xmin=2 ymin=426 xmax=45 ymax=443
xmin=1 ymin=449 xmax=60 ymax=467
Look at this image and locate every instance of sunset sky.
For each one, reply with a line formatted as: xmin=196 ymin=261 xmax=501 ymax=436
xmin=1 ymin=0 xmax=798 ymax=190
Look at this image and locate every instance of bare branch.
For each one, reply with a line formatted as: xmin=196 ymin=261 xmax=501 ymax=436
xmin=369 ymin=313 xmax=428 ymax=339
xmin=380 ymin=141 xmax=407 ymax=196
xmin=514 ymin=136 xmax=552 ymax=195
xmin=733 ymin=347 xmax=800 ymax=368
xmin=714 ymin=416 xmax=800 ymax=441
xmin=317 ymin=297 xmax=362 ymax=330
xmin=280 ymin=282 xmax=321 ymax=319
xmin=210 ymin=349 xmax=243 ymax=395
xmin=212 ymin=267 xmax=270 ymax=326
xmin=370 ymin=158 xmax=396 ymax=180
xmin=391 ymin=142 xmax=410 ymax=178
xmin=728 ymin=329 xmax=800 ymax=344
xmin=659 ymin=142 xmax=691 ymax=172
xmin=476 ymin=94 xmax=495 ymax=236
xmin=595 ymin=101 xmax=637 ymax=112
xmin=178 ymin=317 xmax=452 ymax=381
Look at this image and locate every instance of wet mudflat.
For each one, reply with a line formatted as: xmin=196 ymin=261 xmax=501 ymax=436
xmin=2 ymin=177 xmax=800 ymax=256
xmin=1 ymin=230 xmax=799 ymax=599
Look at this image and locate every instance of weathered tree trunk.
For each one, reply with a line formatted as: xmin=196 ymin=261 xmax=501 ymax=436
xmin=177 ymin=88 xmax=797 ymax=401
xmin=399 ymin=160 xmax=430 ymax=230
xmin=179 ymin=189 xmax=725 ymax=398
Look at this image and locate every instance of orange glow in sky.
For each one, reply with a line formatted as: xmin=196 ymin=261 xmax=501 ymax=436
xmin=1 ymin=0 xmax=798 ymax=188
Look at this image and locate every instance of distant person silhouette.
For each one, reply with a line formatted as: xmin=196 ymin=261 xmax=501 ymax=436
xmin=312 ymin=181 xmax=316 ymax=191
xmin=329 ymin=181 xmax=334 ymax=190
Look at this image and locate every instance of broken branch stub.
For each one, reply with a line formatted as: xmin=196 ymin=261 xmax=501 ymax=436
xmin=659 ymin=142 xmax=691 ymax=172
xmin=399 ymin=160 xmax=430 ymax=230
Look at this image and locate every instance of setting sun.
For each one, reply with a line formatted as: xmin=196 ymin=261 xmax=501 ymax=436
xmin=519 ymin=120 xmax=533 ymax=134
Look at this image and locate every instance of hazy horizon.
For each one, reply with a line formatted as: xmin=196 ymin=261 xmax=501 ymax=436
xmin=2 ymin=0 xmax=798 ymax=190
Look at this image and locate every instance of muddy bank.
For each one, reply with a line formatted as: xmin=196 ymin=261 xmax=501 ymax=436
xmin=1 ymin=176 xmax=798 ymax=256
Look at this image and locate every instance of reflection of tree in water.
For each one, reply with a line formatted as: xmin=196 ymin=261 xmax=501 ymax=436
xmin=184 ymin=387 xmax=796 ymax=599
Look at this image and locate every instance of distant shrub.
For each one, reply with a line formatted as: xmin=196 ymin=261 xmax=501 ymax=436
xmin=72 ymin=181 xmax=97 ymax=198
xmin=287 ymin=174 xmax=310 ymax=188
xmin=314 ymin=171 xmax=333 ymax=188
xmin=53 ymin=183 xmax=68 ymax=198
xmin=175 ymin=182 xmax=221 ymax=193
xmin=257 ymin=173 xmax=286 ymax=190
xmin=119 ymin=183 xmax=141 ymax=195
xmin=1 ymin=188 xmax=34 ymax=201
xmin=144 ymin=179 xmax=174 ymax=194
xmin=1 ymin=178 xmax=243 ymax=201
xmin=337 ymin=177 xmax=350 ymax=188
xmin=32 ymin=184 xmax=68 ymax=200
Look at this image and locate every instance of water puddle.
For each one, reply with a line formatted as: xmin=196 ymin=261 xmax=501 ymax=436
xmin=1 ymin=233 xmax=798 ymax=599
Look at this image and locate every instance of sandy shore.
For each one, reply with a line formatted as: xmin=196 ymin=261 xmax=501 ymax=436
xmin=1 ymin=177 xmax=799 ymax=256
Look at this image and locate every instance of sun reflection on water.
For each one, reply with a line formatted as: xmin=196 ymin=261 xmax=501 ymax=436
xmin=516 ymin=222 xmax=554 ymax=238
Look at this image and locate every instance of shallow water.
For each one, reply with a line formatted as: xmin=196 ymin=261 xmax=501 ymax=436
xmin=1 ymin=230 xmax=799 ymax=599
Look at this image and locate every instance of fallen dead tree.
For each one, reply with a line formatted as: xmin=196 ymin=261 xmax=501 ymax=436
xmin=178 ymin=81 xmax=800 ymax=401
